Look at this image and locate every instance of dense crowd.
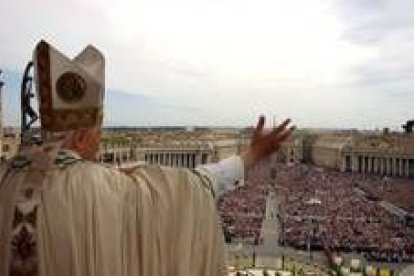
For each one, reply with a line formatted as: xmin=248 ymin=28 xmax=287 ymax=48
xmin=218 ymin=162 xmax=270 ymax=244
xmin=357 ymin=176 xmax=414 ymax=213
xmin=277 ymin=164 xmax=414 ymax=263
xmin=218 ymin=160 xmax=414 ymax=263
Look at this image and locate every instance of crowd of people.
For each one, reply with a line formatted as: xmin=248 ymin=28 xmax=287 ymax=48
xmin=218 ymin=160 xmax=414 ymax=263
xmin=356 ymin=176 xmax=414 ymax=213
xmin=276 ymin=164 xmax=414 ymax=263
xmin=218 ymin=162 xmax=270 ymax=244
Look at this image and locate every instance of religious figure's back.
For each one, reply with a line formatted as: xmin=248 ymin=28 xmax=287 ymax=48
xmin=0 ymin=146 xmax=226 ymax=276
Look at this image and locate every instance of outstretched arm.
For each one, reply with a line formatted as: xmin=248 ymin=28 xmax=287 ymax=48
xmin=197 ymin=116 xmax=294 ymax=197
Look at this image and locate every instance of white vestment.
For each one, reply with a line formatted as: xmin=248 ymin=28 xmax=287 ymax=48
xmin=0 ymin=147 xmax=229 ymax=276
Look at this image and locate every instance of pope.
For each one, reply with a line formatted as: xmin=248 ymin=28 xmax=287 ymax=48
xmin=0 ymin=40 xmax=294 ymax=276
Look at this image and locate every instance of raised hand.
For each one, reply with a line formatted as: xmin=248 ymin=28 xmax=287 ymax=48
xmin=243 ymin=116 xmax=294 ymax=170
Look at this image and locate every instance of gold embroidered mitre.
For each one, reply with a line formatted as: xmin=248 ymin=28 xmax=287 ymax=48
xmin=33 ymin=40 xmax=105 ymax=131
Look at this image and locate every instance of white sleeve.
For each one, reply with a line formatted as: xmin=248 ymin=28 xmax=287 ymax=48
xmin=195 ymin=155 xmax=245 ymax=198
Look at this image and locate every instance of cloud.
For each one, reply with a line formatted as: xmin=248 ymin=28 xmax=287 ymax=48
xmin=1 ymin=0 xmax=413 ymax=128
xmin=335 ymin=0 xmax=414 ymax=45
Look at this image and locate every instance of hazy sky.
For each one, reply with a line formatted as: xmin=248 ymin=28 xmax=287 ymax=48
xmin=1 ymin=0 xmax=414 ymax=128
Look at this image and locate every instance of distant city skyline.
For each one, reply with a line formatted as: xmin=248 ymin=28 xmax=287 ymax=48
xmin=1 ymin=0 xmax=414 ymax=129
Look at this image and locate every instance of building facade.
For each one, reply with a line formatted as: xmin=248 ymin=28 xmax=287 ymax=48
xmin=341 ymin=134 xmax=414 ymax=178
xmin=311 ymin=135 xmax=349 ymax=170
xmin=136 ymin=142 xmax=214 ymax=168
xmin=308 ymin=132 xmax=414 ymax=178
xmin=98 ymin=129 xmax=414 ymax=178
xmin=277 ymin=136 xmax=304 ymax=164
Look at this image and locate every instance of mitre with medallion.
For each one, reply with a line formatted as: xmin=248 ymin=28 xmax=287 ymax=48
xmin=33 ymin=40 xmax=105 ymax=131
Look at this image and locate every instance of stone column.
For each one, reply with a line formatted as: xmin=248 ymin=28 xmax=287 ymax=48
xmin=188 ymin=153 xmax=192 ymax=168
xmin=377 ymin=157 xmax=381 ymax=174
xmin=383 ymin=157 xmax=387 ymax=175
xmin=392 ymin=158 xmax=396 ymax=176
xmin=398 ymin=158 xmax=402 ymax=176
xmin=195 ymin=153 xmax=202 ymax=167
xmin=183 ymin=153 xmax=188 ymax=168
xmin=173 ymin=153 xmax=176 ymax=166
xmin=367 ymin=156 xmax=372 ymax=173
xmin=385 ymin=156 xmax=391 ymax=175
xmin=351 ymin=155 xmax=357 ymax=172
xmin=176 ymin=154 xmax=181 ymax=167
xmin=385 ymin=157 xmax=388 ymax=175
xmin=373 ymin=157 xmax=378 ymax=174
xmin=114 ymin=151 xmax=119 ymax=165
xmin=369 ymin=157 xmax=372 ymax=173
xmin=406 ymin=159 xmax=410 ymax=178
xmin=379 ymin=157 xmax=384 ymax=175
xmin=370 ymin=157 xmax=373 ymax=173
xmin=361 ymin=155 xmax=366 ymax=173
